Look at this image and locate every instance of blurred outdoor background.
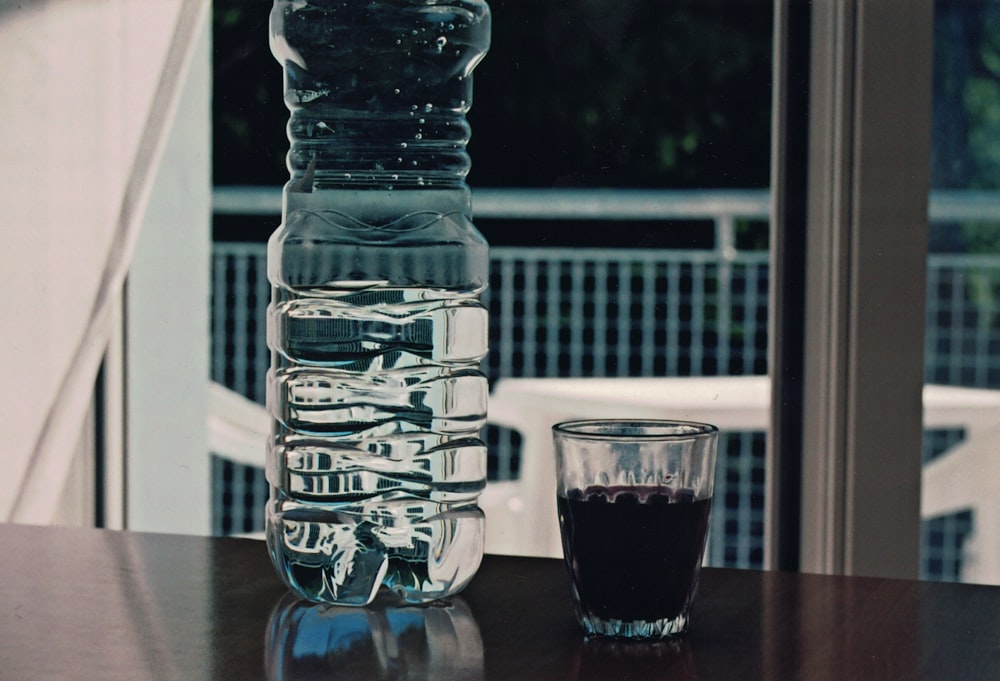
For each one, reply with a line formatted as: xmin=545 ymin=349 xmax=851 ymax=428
xmin=207 ymin=0 xmax=1000 ymax=582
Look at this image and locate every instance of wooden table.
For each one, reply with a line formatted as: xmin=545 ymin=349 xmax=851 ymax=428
xmin=1 ymin=523 xmax=998 ymax=680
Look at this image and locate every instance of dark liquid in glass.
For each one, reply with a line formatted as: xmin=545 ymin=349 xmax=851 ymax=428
xmin=557 ymin=486 xmax=712 ymax=623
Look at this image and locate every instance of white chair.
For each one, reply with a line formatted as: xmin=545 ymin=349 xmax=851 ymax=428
xmin=481 ymin=376 xmax=770 ymax=558
xmin=482 ymin=376 xmax=1000 ymax=580
xmin=208 ymin=377 xmax=1000 ymax=581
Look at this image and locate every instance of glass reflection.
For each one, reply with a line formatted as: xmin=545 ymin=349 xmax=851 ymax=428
xmin=571 ymin=636 xmax=699 ymax=681
xmin=265 ymin=593 xmax=483 ymax=680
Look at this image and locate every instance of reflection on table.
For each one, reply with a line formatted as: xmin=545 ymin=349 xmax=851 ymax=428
xmin=1 ymin=524 xmax=999 ymax=680
xmin=266 ymin=593 xmax=482 ymax=680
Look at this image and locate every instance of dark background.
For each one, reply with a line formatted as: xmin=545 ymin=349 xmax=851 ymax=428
xmin=213 ymin=0 xmax=773 ymax=190
xmin=212 ymin=0 xmax=1000 ymax=253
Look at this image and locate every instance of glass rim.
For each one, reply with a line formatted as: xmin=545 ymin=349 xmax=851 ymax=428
xmin=551 ymin=418 xmax=719 ymax=441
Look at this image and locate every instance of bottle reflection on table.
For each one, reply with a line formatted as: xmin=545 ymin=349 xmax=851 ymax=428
xmin=265 ymin=592 xmax=483 ymax=680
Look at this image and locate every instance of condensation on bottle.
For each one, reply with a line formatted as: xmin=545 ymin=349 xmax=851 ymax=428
xmin=265 ymin=0 xmax=491 ymax=605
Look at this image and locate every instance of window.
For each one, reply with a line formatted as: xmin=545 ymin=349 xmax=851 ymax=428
xmin=120 ymin=0 xmax=993 ymax=586
xmin=920 ymin=0 xmax=1000 ymax=584
xmin=211 ymin=0 xmax=776 ymax=564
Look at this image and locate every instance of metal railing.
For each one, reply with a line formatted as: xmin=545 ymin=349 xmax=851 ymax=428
xmin=212 ymin=186 xmax=771 ymax=403
xmin=210 ymin=187 xmax=1000 ymax=579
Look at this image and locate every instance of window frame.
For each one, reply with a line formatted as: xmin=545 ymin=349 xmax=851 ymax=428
xmin=768 ymin=0 xmax=933 ymax=578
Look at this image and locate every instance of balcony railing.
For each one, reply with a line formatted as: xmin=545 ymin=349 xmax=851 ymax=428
xmin=210 ymin=187 xmax=1000 ymax=579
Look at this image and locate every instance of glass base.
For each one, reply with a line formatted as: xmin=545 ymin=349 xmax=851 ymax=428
xmin=576 ymin=611 xmax=690 ymax=640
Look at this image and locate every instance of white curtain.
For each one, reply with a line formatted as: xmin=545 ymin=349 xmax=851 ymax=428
xmin=0 ymin=0 xmax=209 ymax=523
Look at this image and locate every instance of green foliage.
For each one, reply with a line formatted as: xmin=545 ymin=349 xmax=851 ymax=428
xmin=468 ymin=0 xmax=773 ymax=188
xmin=213 ymin=2 xmax=287 ymax=186
xmin=933 ymin=1 xmax=1000 ymax=256
xmin=971 ymin=3 xmax=1000 ymax=181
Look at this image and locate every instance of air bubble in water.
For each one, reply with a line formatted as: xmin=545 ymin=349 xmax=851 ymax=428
xmin=436 ymin=36 xmax=447 ymax=52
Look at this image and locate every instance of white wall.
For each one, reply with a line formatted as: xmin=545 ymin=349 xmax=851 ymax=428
xmin=0 ymin=0 xmax=209 ymax=526
xmin=126 ymin=8 xmax=212 ymax=535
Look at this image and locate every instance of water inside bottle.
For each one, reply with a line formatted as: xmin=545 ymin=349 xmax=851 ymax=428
xmin=266 ymin=203 xmax=488 ymax=604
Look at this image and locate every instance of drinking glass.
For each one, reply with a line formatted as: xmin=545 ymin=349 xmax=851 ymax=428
xmin=552 ymin=419 xmax=718 ymax=640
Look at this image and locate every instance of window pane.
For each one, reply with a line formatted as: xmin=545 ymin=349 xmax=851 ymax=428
xmin=210 ymin=0 xmax=773 ymax=567
xmin=923 ymin=0 xmax=1000 ymax=584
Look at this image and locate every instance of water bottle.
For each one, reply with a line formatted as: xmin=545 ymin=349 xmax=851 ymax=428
xmin=265 ymin=0 xmax=491 ymax=605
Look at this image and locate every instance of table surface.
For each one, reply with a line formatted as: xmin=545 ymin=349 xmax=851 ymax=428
xmin=2 ymin=523 xmax=999 ymax=681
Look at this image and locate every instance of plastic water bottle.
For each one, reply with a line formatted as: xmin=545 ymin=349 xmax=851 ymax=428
xmin=265 ymin=0 xmax=491 ymax=605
